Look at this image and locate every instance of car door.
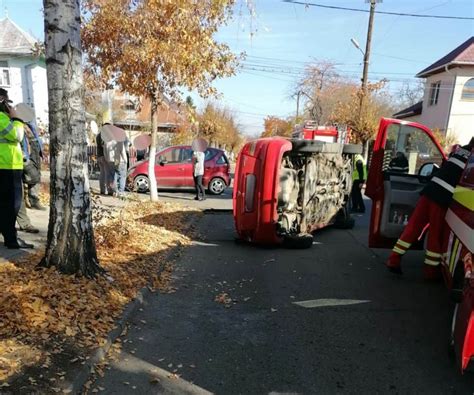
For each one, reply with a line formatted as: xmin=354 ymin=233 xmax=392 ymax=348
xmin=365 ymin=118 xmax=446 ymax=248
xmin=155 ymin=147 xmax=187 ymax=188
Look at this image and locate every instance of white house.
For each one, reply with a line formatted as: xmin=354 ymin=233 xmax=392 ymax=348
xmin=394 ymin=37 xmax=474 ymax=144
xmin=0 ymin=17 xmax=48 ymax=125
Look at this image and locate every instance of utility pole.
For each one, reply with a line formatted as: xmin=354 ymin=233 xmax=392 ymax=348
xmin=361 ymin=0 xmax=377 ymax=95
xmin=296 ymin=90 xmax=301 ymax=119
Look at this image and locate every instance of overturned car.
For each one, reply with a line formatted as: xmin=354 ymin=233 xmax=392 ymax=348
xmin=233 ymin=137 xmax=362 ymax=248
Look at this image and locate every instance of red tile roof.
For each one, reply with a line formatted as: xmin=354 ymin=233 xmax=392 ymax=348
xmin=416 ymin=37 xmax=474 ymax=78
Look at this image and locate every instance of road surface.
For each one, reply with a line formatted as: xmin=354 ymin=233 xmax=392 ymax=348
xmin=91 ymin=196 xmax=474 ymax=394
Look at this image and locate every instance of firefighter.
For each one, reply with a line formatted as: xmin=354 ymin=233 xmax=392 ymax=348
xmin=386 ymin=137 xmax=474 ymax=279
xmin=351 ymin=154 xmax=366 ymax=213
xmin=0 ymin=88 xmax=34 ymax=249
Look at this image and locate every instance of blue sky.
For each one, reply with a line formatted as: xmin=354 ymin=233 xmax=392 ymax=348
xmin=5 ymin=0 xmax=474 ymax=136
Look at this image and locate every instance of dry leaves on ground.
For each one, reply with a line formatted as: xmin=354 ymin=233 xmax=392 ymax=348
xmin=0 ymin=201 xmax=199 ymax=383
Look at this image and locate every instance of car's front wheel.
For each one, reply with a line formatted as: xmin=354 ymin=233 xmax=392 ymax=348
xmin=133 ymin=175 xmax=150 ymax=193
xmin=208 ymin=177 xmax=226 ymax=195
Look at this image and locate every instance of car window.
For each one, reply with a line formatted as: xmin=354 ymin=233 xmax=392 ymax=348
xmin=216 ymin=154 xmax=228 ymax=165
xmin=383 ymin=124 xmax=444 ymax=175
xmin=182 ymin=149 xmax=193 ymax=163
xmin=204 ymin=149 xmax=218 ymax=161
xmin=159 ymin=148 xmax=182 ymax=163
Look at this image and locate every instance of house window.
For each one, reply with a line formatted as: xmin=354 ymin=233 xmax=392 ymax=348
xmin=0 ymin=61 xmax=10 ymax=87
xmin=461 ymin=78 xmax=474 ymax=101
xmin=429 ymin=81 xmax=440 ymax=106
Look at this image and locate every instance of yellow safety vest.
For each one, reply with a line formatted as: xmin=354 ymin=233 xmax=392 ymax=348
xmin=0 ymin=111 xmax=24 ymax=170
xmin=352 ymin=154 xmax=366 ymax=181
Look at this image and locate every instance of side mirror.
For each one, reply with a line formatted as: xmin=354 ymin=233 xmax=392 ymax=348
xmin=419 ymin=162 xmax=439 ymax=177
xmin=159 ymin=156 xmax=167 ymax=166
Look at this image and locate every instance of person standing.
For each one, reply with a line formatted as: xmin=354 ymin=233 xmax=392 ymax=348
xmin=113 ymin=139 xmax=129 ymax=197
xmin=0 ymin=88 xmax=33 ymax=249
xmin=96 ymin=131 xmax=109 ymax=195
xmin=193 ymin=150 xmax=205 ymax=201
xmin=22 ymin=123 xmax=45 ymax=210
xmin=386 ymin=138 xmax=474 ymax=279
xmin=351 ymin=154 xmax=366 ymax=213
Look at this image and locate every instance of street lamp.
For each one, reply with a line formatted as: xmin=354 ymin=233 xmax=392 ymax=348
xmin=350 ymin=38 xmax=365 ymax=57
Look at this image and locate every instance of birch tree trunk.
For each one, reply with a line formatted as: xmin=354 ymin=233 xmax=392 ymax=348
xmin=148 ymin=92 xmax=159 ymax=202
xmin=40 ymin=0 xmax=102 ymax=277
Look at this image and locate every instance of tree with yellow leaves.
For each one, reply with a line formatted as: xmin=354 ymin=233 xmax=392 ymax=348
xmin=261 ymin=116 xmax=293 ymax=138
xmin=330 ymin=80 xmax=394 ymax=145
xmin=82 ymin=0 xmax=239 ymax=201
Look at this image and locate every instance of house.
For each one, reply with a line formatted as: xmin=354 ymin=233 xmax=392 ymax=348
xmin=0 ymin=17 xmax=47 ymax=125
xmin=95 ymin=90 xmax=190 ymax=148
xmin=394 ymin=37 xmax=474 ymax=144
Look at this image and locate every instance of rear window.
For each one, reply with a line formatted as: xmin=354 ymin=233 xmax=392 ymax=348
xmin=205 ymin=149 xmax=219 ymax=161
xmin=216 ymin=154 xmax=229 ymax=165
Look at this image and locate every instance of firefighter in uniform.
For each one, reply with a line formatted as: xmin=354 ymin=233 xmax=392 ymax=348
xmin=386 ymin=137 xmax=474 ymax=279
xmin=351 ymin=154 xmax=366 ymax=213
xmin=0 ymin=88 xmax=33 ymax=249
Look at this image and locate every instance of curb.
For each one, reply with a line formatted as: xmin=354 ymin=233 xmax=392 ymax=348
xmin=65 ymin=214 xmax=200 ymax=394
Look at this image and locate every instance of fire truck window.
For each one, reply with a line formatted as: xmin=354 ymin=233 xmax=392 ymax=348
xmin=383 ymin=124 xmax=444 ymax=175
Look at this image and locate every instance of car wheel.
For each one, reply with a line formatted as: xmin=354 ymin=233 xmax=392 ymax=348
xmin=208 ymin=177 xmax=226 ymax=195
xmin=133 ymin=175 xmax=150 ymax=193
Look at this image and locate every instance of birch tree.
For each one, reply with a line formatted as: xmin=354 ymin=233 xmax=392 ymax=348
xmin=82 ymin=0 xmax=239 ymax=201
xmin=41 ymin=0 xmax=102 ymax=277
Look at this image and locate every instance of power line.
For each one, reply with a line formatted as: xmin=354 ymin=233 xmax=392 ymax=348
xmin=282 ymin=0 xmax=474 ymax=20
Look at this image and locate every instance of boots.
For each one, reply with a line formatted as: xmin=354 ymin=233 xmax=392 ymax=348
xmin=386 ymin=253 xmax=403 ymax=275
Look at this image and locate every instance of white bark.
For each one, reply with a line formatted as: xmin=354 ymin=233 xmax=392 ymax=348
xmin=41 ymin=0 xmax=102 ymax=276
xmin=148 ymin=93 xmax=159 ymax=202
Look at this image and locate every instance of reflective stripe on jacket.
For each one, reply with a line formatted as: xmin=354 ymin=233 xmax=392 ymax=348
xmin=0 ymin=111 xmax=24 ymax=170
xmin=421 ymin=145 xmax=471 ymax=207
xmin=352 ymin=154 xmax=366 ymax=181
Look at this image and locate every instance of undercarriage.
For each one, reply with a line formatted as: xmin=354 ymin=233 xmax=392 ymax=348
xmin=276 ymin=147 xmax=354 ymax=237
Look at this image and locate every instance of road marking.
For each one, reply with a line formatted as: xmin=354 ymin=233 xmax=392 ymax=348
xmin=293 ymin=299 xmax=370 ymax=308
xmin=191 ymin=241 xmax=220 ymax=247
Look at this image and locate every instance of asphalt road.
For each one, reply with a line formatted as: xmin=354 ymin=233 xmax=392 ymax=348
xmin=92 ymin=196 xmax=474 ymax=394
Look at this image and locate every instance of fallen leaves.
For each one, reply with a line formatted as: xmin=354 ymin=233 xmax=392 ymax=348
xmin=0 ymin=200 xmax=197 ymax=385
xmin=214 ymin=292 xmax=233 ymax=308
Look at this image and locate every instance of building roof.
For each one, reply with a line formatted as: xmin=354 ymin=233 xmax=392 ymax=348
xmin=416 ymin=37 xmax=474 ymax=78
xmin=0 ymin=17 xmax=37 ymax=55
xmin=393 ymin=101 xmax=423 ymax=119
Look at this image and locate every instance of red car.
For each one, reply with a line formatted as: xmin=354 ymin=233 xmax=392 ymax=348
xmin=127 ymin=145 xmax=230 ymax=194
xmin=233 ymin=137 xmax=361 ymax=247
xmin=366 ymin=117 xmax=474 ymax=372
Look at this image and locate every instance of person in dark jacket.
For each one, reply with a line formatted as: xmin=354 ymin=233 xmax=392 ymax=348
xmin=386 ymin=137 xmax=474 ymax=279
xmin=351 ymin=154 xmax=366 ymax=213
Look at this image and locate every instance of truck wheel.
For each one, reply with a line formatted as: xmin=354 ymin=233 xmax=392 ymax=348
xmin=343 ymin=144 xmax=363 ymax=155
xmin=283 ymin=233 xmax=314 ymax=249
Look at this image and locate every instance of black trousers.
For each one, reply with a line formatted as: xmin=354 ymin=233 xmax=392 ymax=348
xmin=0 ymin=169 xmax=22 ymax=244
xmin=351 ymin=180 xmax=365 ymax=212
xmin=194 ymin=175 xmax=205 ymax=199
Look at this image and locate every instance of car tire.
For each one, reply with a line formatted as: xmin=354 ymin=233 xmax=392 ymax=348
xmin=283 ymin=233 xmax=314 ymax=249
xmin=343 ymin=144 xmax=363 ymax=155
xmin=133 ymin=175 xmax=150 ymax=193
xmin=208 ymin=177 xmax=226 ymax=195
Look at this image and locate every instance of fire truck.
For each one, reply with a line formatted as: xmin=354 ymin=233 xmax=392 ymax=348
xmin=365 ymin=117 xmax=474 ymax=372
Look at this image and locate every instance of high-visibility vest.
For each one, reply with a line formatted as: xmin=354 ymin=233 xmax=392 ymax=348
xmin=352 ymin=154 xmax=366 ymax=181
xmin=0 ymin=112 xmax=24 ymax=170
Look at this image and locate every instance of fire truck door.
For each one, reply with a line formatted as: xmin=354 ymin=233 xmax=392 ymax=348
xmin=365 ymin=118 xmax=446 ymax=249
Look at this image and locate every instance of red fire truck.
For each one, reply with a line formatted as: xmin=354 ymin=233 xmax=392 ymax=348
xmin=365 ymin=117 xmax=474 ymax=372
